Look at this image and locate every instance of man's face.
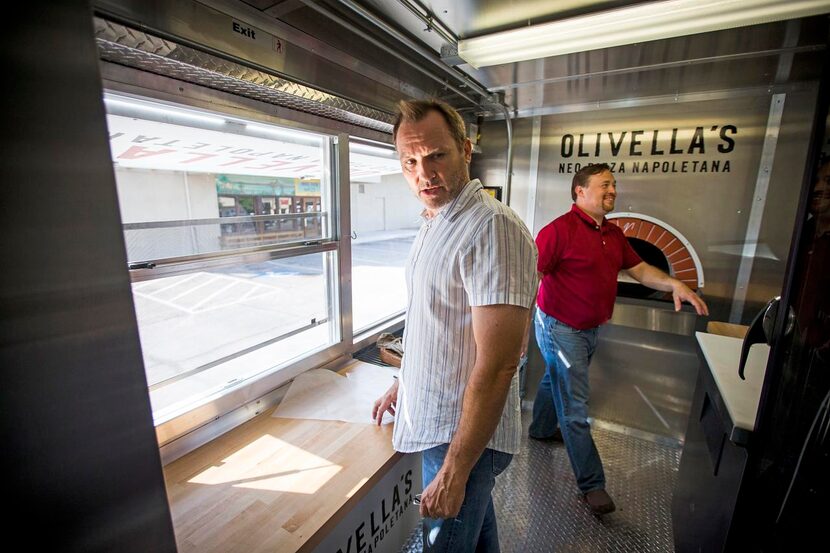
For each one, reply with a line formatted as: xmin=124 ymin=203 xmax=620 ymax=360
xmin=576 ymin=170 xmax=617 ymax=217
xmin=810 ymin=162 xmax=830 ymax=217
xmin=395 ymin=110 xmax=472 ymax=215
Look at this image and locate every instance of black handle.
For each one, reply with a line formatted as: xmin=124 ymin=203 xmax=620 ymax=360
xmin=128 ymin=261 xmax=156 ymax=270
xmin=738 ymin=297 xmax=778 ymax=380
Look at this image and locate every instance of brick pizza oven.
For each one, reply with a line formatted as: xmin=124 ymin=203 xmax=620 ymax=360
xmin=607 ymin=212 xmax=705 ymax=291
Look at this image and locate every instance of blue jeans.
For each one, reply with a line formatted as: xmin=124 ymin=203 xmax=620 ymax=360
xmin=421 ymin=444 xmax=513 ymax=553
xmin=529 ymin=309 xmax=605 ymax=493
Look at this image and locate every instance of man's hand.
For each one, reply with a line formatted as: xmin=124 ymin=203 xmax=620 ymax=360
xmin=419 ymin=467 xmax=466 ymax=519
xmin=371 ymin=380 xmax=399 ymax=425
xmin=419 ymin=304 xmax=527 ymax=519
xmin=626 ymin=262 xmax=709 ymax=316
xmin=672 ymin=281 xmax=709 ymax=316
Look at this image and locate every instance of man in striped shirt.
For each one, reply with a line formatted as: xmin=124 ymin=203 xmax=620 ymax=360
xmin=372 ymin=99 xmax=537 ymax=553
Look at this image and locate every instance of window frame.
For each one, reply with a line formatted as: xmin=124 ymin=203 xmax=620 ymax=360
xmin=98 ymin=58 xmax=413 ymax=465
xmin=101 ymin=86 xmax=380 ymax=450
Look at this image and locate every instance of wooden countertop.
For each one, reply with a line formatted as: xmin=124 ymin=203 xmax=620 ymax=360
xmin=695 ymin=332 xmax=770 ymax=434
xmin=706 ymin=321 xmax=749 ymax=339
xmin=164 ymin=362 xmax=399 ymax=553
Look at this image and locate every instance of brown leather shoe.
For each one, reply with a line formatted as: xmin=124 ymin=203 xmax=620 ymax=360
xmin=583 ymin=489 xmax=616 ymax=515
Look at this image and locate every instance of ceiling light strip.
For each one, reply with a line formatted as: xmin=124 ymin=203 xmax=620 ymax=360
xmin=458 ymin=0 xmax=830 ymax=68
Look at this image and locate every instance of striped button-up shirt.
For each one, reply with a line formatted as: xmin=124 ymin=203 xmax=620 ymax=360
xmin=392 ymin=179 xmax=538 ymax=454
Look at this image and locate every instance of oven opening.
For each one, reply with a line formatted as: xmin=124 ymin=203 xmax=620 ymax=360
xmin=618 ymin=237 xmax=673 ymax=300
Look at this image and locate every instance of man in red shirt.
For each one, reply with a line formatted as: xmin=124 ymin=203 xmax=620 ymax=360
xmin=529 ymin=163 xmax=708 ymax=515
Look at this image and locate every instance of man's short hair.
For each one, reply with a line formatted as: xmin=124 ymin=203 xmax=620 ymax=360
xmin=572 ymin=163 xmax=612 ymax=201
xmin=392 ymin=99 xmax=467 ymax=151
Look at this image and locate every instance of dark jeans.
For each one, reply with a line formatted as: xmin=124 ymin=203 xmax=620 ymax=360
xmin=421 ymin=444 xmax=513 ymax=553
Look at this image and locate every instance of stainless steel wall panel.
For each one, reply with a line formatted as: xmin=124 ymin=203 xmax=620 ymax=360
xmin=607 ymin=298 xmax=700 ymax=337
xmin=743 ymin=87 xmax=820 ymax=318
xmin=209 ymin=0 xmax=445 ymax=104
xmin=522 ymin=306 xmax=700 ymax=442
xmin=288 ymin=0 xmax=489 ymax=106
xmin=2 ymin=3 xmax=176 ymax=550
xmin=730 ymin=94 xmax=787 ymax=322
xmin=525 ymin=116 xmax=543 ymax=229
xmin=478 ymin=88 xmax=818 ymax=323
xmin=530 ymin=96 xmax=770 ymax=322
xmin=488 ymin=46 xmax=825 ymax=94
xmin=470 ymin=115 xmax=535 ymax=213
xmin=589 ymin=323 xmax=700 ymax=440
xmin=484 ymin=84 xmax=817 ymax=121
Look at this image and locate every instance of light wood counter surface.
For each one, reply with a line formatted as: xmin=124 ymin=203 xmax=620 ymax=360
xmin=706 ymin=321 xmax=749 ymax=339
xmin=163 ymin=363 xmax=399 ymax=553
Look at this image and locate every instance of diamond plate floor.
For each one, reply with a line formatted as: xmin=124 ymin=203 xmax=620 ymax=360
xmin=400 ymin=409 xmax=680 ymax=553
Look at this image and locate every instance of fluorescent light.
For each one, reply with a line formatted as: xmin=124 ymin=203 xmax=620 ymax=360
xmin=349 ymin=143 xmax=397 ymax=157
xmin=103 ymin=96 xmax=226 ymax=125
xmin=245 ymin=123 xmax=322 ymax=144
xmin=458 ymin=0 xmax=830 ymax=68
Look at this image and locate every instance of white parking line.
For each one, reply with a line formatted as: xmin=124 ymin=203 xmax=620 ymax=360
xmin=132 ymin=290 xmax=195 ymax=314
xmin=140 ymin=272 xmax=202 ymax=295
xmin=189 ymin=279 xmax=242 ymax=311
xmin=169 ymin=274 xmax=219 ymax=301
xmin=134 ymin=271 xmax=316 ymax=315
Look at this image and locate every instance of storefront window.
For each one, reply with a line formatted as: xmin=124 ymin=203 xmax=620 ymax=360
xmin=348 ymin=142 xmax=420 ymax=333
xmin=104 ymin=93 xmax=338 ymax=423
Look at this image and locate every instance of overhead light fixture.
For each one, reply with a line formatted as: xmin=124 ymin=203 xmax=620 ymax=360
xmin=349 ymin=143 xmax=397 ymax=157
xmin=245 ymin=123 xmax=323 ymax=144
xmin=103 ymin=94 xmax=227 ymax=126
xmin=458 ymin=0 xmax=830 ymax=68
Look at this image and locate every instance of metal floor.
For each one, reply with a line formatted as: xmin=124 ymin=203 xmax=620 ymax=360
xmin=356 ymin=321 xmax=693 ymax=552
xmin=399 ymin=410 xmax=681 ymax=553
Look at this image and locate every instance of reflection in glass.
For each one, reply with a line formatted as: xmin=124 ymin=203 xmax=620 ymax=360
xmin=105 ymin=93 xmax=330 ymax=263
xmin=348 ymin=143 xmax=421 ymax=333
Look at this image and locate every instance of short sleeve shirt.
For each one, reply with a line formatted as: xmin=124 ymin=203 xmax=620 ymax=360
xmin=536 ymin=204 xmax=641 ymax=330
xmin=392 ymin=180 xmax=538 ymax=454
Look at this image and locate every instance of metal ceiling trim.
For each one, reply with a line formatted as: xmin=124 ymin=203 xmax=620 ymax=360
xmin=482 ymin=82 xmax=819 ymax=120
xmin=488 ymin=44 xmax=827 ymax=93
xmin=93 ymin=17 xmax=395 ymax=133
xmin=394 ymin=0 xmax=459 ymax=46
xmin=294 ymin=0 xmax=468 ymax=106
xmin=330 ymin=0 xmax=495 ymax=105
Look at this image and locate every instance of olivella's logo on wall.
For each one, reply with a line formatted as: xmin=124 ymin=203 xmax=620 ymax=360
xmin=557 ymin=125 xmax=737 ymax=174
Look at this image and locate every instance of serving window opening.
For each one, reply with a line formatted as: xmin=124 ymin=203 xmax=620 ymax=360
xmin=104 ymin=92 xmax=339 ymax=425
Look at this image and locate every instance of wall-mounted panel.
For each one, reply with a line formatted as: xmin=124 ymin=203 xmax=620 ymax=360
xmin=1 ymin=3 xmax=177 ymax=551
xmin=486 ymin=91 xmax=819 ymax=322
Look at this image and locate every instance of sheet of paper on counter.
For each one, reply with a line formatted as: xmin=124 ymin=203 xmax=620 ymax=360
xmin=272 ymin=361 xmax=398 ymax=425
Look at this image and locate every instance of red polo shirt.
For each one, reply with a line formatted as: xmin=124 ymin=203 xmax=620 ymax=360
xmin=536 ymin=204 xmax=642 ymax=330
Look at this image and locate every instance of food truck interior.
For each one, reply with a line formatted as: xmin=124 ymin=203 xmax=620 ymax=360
xmin=3 ymin=1 xmax=829 ymax=552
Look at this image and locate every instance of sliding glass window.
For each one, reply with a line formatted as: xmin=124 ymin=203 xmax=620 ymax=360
xmin=104 ymin=93 xmax=338 ymax=424
xmin=348 ymin=142 xmax=420 ymax=333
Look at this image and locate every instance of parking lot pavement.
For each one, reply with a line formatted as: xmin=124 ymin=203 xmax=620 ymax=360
xmin=136 ymin=232 xmax=416 ymax=417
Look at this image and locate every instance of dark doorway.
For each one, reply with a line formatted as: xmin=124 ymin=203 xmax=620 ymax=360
xmin=617 ymin=237 xmax=673 ymax=299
